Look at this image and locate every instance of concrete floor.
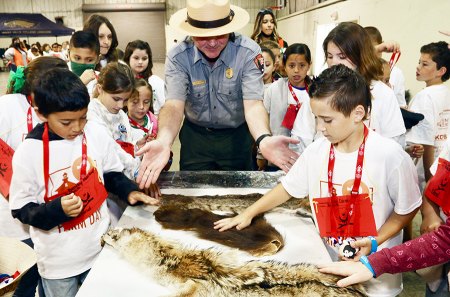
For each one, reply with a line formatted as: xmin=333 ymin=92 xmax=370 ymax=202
xmin=0 ymin=63 xmax=427 ymax=296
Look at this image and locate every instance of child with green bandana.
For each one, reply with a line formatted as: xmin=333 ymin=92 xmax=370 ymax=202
xmin=68 ymin=30 xmax=100 ymax=98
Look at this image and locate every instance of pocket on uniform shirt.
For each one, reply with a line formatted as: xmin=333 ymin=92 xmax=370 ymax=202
xmin=218 ymin=80 xmax=243 ymax=112
xmin=187 ymin=84 xmax=208 ymax=117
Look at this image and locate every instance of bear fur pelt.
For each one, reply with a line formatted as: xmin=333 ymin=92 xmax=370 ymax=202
xmin=102 ymin=228 xmax=367 ymax=297
xmin=154 ymin=205 xmax=284 ymax=256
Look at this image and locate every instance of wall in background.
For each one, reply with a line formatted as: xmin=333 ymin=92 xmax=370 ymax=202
xmin=275 ymin=0 xmax=450 ymax=97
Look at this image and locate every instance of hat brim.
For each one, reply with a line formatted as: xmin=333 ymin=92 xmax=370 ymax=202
xmin=169 ymin=5 xmax=249 ymax=37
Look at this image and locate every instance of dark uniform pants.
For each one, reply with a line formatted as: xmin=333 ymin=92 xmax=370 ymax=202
xmin=179 ymin=119 xmax=253 ymax=171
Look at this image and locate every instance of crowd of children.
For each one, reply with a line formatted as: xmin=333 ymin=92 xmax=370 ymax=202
xmin=0 ymin=4 xmax=449 ymax=297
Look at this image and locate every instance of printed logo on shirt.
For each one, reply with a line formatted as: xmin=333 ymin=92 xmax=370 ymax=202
xmin=319 ymin=179 xmax=374 ymax=202
xmin=117 ymin=123 xmax=128 ymax=141
xmin=253 ymin=53 xmax=264 ymax=74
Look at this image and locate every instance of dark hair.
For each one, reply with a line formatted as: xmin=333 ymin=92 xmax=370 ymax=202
xmin=8 ymin=56 xmax=68 ymax=95
xmin=42 ymin=43 xmax=50 ymax=52
xmin=309 ymin=64 xmax=372 ymax=119
xmin=283 ymin=43 xmax=312 ymax=85
xmin=10 ymin=37 xmax=21 ymax=49
xmin=123 ymin=40 xmax=153 ymax=79
xmin=421 ymin=41 xmax=450 ymax=82
xmin=364 ymin=26 xmax=382 ymax=45
xmin=260 ymin=46 xmax=276 ymax=64
xmin=33 ymin=68 xmax=89 ymax=117
xmin=135 ymin=78 xmax=154 ymax=112
xmin=323 ymin=22 xmax=383 ymax=84
xmin=251 ymin=9 xmax=281 ymax=44
xmin=70 ymin=31 xmax=100 ymax=55
xmin=83 ymin=14 xmax=119 ymax=65
xmin=98 ymin=62 xmax=135 ymax=94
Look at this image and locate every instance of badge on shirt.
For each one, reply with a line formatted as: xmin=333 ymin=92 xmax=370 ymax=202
xmin=225 ymin=68 xmax=233 ymax=79
xmin=253 ymin=53 xmax=264 ymax=74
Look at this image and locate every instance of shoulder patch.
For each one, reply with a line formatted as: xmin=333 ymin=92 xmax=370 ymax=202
xmin=253 ymin=53 xmax=264 ymax=74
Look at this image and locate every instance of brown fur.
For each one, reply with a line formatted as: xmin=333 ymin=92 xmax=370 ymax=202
xmin=160 ymin=193 xmax=312 ymax=218
xmin=102 ymin=228 xmax=367 ymax=297
xmin=154 ymin=205 xmax=284 ymax=256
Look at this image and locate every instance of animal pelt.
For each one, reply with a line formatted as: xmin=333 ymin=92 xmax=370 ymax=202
xmin=102 ymin=228 xmax=367 ymax=297
xmin=160 ymin=193 xmax=312 ymax=218
xmin=154 ymin=205 xmax=284 ymax=257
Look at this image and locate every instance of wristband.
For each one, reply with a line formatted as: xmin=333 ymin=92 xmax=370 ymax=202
xmin=368 ymin=236 xmax=378 ymax=254
xmin=255 ymin=133 xmax=271 ymax=149
xmin=359 ymin=255 xmax=376 ymax=277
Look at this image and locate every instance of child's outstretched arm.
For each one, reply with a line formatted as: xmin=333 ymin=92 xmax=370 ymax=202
xmin=104 ymin=171 xmax=159 ymax=204
xmin=213 ymin=183 xmax=291 ymax=232
xmin=350 ymin=209 xmax=419 ymax=260
xmin=318 ymin=216 xmax=450 ymax=287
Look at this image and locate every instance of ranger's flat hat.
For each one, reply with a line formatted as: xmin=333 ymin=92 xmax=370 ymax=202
xmin=170 ymin=0 xmax=249 ymax=37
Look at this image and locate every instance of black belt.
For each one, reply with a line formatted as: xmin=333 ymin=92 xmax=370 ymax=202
xmin=184 ymin=119 xmax=241 ymax=133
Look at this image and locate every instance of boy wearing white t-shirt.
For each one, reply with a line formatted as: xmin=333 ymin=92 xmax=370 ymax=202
xmin=215 ymin=65 xmax=422 ymax=297
xmin=9 ymin=68 xmax=159 ymax=297
xmin=406 ymin=41 xmax=450 ymax=188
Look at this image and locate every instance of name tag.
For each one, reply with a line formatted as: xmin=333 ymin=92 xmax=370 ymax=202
xmin=192 ymin=80 xmax=206 ymax=86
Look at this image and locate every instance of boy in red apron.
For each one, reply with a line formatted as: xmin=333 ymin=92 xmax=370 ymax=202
xmin=215 ymin=64 xmax=422 ymax=297
xmin=9 ymin=68 xmax=159 ymax=297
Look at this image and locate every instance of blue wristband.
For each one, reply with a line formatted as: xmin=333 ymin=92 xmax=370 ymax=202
xmin=360 ymin=255 xmax=376 ymax=277
xmin=368 ymin=236 xmax=378 ymax=254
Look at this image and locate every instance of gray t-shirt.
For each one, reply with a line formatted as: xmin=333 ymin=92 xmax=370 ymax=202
xmin=165 ymin=34 xmax=264 ymax=129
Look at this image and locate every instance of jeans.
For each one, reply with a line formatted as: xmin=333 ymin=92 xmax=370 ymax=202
xmin=41 ymin=270 xmax=90 ymax=297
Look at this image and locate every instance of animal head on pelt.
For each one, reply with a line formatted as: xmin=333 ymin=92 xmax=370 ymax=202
xmin=102 ymin=227 xmax=367 ymax=296
xmin=154 ymin=205 xmax=284 ymax=256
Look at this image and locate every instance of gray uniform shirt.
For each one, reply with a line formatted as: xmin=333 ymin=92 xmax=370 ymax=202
xmin=165 ymin=34 xmax=264 ymax=129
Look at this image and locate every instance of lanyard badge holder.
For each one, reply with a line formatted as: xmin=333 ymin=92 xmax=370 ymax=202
xmin=312 ymin=126 xmax=377 ymax=254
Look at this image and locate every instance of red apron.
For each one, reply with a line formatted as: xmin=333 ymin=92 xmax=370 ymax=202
xmin=425 ymin=158 xmax=450 ymax=216
xmin=312 ymin=126 xmax=377 ymax=241
xmin=0 ymin=96 xmax=34 ymax=199
xmin=281 ymin=83 xmax=307 ymax=130
xmin=42 ymin=123 xmax=108 ymax=231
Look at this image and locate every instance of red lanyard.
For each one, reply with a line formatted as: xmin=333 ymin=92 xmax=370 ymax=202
xmin=288 ymin=82 xmax=308 ymax=108
xmin=128 ymin=114 xmax=149 ymax=134
xmin=389 ymin=52 xmax=401 ymax=70
xmin=26 ymin=95 xmax=33 ymax=133
xmin=328 ymin=125 xmax=369 ymax=196
xmin=43 ymin=123 xmax=87 ymax=199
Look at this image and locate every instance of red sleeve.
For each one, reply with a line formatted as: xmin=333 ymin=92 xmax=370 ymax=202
xmin=369 ymin=217 xmax=450 ymax=277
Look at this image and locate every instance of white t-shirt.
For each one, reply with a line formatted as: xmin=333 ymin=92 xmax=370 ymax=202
xmin=9 ymin=121 xmax=123 ymax=279
xmin=148 ymin=75 xmax=165 ymax=115
xmin=366 ymin=80 xmax=406 ymax=142
xmin=291 ymin=80 xmax=406 ymax=149
xmin=264 ymin=78 xmax=311 ymax=138
xmin=406 ymin=84 xmax=450 ymax=187
xmin=281 ymin=130 xmax=422 ymax=297
xmin=87 ymin=99 xmax=140 ymax=179
xmin=129 ymin=114 xmax=155 ymax=141
xmin=0 ymin=94 xmax=41 ymax=240
xmin=390 ymin=66 xmax=407 ymax=107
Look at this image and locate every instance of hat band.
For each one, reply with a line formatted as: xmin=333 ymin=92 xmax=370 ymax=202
xmin=186 ymin=9 xmax=235 ymax=29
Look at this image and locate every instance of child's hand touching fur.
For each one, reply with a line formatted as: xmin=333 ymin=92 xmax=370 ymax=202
xmin=128 ymin=191 xmax=160 ymax=206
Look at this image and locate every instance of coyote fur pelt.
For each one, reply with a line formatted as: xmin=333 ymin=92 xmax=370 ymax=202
xmin=102 ymin=228 xmax=367 ymax=297
xmin=160 ymin=193 xmax=312 ymax=218
xmin=154 ymin=205 xmax=284 ymax=256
